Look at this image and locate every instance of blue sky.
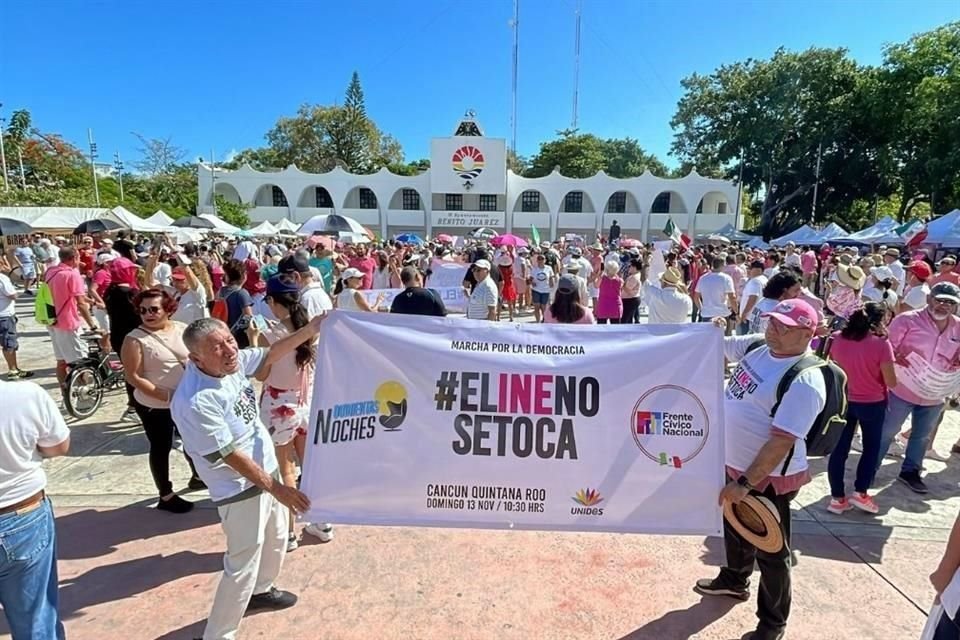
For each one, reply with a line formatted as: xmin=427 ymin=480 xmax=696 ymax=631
xmin=2 ymin=1 xmax=958 ymax=170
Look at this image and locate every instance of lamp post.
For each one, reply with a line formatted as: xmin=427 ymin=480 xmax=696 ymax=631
xmin=88 ymin=128 xmax=101 ymax=206
xmin=114 ymin=152 xmax=124 ymax=202
xmin=0 ymin=106 xmax=8 ymax=192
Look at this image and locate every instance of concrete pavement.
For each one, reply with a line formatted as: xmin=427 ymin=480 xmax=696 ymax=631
xmin=2 ymin=295 xmax=955 ymax=639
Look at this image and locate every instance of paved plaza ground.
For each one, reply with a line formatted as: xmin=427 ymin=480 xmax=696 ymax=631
xmin=2 ymin=296 xmax=955 ymax=639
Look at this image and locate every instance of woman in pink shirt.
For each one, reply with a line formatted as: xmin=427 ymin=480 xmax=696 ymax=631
xmin=595 ymin=261 xmax=623 ymax=324
xmin=619 ymin=259 xmax=643 ymax=324
xmin=544 ymin=274 xmax=596 ymax=324
xmin=826 ymin=302 xmax=897 ymax=515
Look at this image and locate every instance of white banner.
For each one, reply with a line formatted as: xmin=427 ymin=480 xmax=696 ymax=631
xmin=359 ymin=287 xmax=467 ymax=313
xmin=301 ymin=313 xmax=725 ymax=535
xmin=427 ymin=259 xmax=469 ymax=312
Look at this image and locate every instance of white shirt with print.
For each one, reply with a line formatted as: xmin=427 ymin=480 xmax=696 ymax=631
xmin=171 ymin=348 xmax=278 ymax=504
xmin=723 ymin=335 xmax=826 ymax=476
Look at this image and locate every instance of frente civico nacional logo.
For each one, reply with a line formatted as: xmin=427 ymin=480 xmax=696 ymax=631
xmin=630 ymin=385 xmax=709 ymax=469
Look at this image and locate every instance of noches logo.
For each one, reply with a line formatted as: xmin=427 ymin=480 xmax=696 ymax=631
xmin=314 ymin=381 xmax=408 ymax=445
xmin=630 ymin=385 xmax=709 ymax=469
xmin=571 ymin=488 xmax=604 ymax=516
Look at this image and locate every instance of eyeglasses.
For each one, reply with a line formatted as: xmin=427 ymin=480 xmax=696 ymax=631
xmin=138 ymin=306 xmax=162 ymax=315
xmin=933 ymin=298 xmax=959 ymax=307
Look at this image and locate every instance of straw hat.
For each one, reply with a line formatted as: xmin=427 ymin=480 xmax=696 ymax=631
xmin=723 ymin=495 xmax=785 ymax=554
xmin=836 ymin=264 xmax=867 ymax=290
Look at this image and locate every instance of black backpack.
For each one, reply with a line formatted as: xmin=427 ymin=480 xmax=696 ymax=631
xmin=744 ymin=338 xmax=849 ymax=474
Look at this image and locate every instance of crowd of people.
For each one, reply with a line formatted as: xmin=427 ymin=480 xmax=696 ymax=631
xmin=2 ymin=227 xmax=960 ymax=639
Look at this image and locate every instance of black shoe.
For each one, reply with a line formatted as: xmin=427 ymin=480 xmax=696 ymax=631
xmin=246 ymin=587 xmax=297 ymax=612
xmin=744 ymin=627 xmax=785 ymax=640
xmin=187 ymin=477 xmax=207 ymax=491
xmin=157 ymin=494 xmax=194 ymax=514
xmin=898 ymin=471 xmax=929 ymax=494
xmin=694 ymin=575 xmax=750 ymax=601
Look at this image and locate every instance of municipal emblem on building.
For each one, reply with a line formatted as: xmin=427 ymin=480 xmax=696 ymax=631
xmin=452 ymin=146 xmax=485 ymax=181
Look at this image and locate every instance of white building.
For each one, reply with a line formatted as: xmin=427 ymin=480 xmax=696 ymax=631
xmin=197 ymin=114 xmax=740 ymax=241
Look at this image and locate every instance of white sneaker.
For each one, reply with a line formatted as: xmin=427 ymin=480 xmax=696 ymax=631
xmin=303 ymin=523 xmax=334 ymax=543
xmin=851 ymin=432 xmax=863 ymax=453
xmin=286 ymin=534 xmax=299 ymax=552
xmin=926 ymin=449 xmax=951 ymax=462
xmin=885 ymin=435 xmax=907 ymax=459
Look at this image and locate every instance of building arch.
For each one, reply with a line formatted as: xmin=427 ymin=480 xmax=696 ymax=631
xmin=251 ymin=183 xmax=291 ymax=207
xmin=650 ymin=190 xmax=688 ymax=214
xmin=209 ymin=181 xmax=241 ymax=205
xmin=388 ymin=187 xmax=427 ymax=211
xmin=603 ymin=190 xmax=642 ymax=214
xmin=696 ymin=191 xmax=731 ymax=214
xmin=511 ymin=189 xmax=551 ymax=213
xmin=559 ymin=190 xmax=595 ymax=213
xmin=297 ymin=185 xmax=335 ymax=208
xmin=343 ymin=186 xmax=380 ymax=210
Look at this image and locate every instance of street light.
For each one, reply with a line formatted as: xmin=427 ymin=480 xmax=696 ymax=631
xmin=114 ymin=151 xmax=124 ymax=202
xmin=0 ymin=104 xmax=8 ymax=192
xmin=88 ymin=128 xmax=101 ymax=206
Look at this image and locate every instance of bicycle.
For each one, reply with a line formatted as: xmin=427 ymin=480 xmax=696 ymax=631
xmin=63 ymin=332 xmax=126 ymax=420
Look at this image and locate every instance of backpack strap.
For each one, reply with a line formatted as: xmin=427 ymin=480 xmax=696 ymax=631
xmin=771 ymin=354 xmax=827 ymax=475
xmin=744 ymin=338 xmax=765 ymax=356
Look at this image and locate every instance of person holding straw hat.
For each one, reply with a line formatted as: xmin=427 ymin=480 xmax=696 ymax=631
xmin=642 ymin=266 xmax=692 ymax=324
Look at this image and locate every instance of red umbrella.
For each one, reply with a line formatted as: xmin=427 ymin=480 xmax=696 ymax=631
xmin=491 ymin=233 xmax=528 ymax=248
xmin=435 ymin=233 xmax=453 ymax=243
xmin=620 ymin=238 xmax=642 ymax=248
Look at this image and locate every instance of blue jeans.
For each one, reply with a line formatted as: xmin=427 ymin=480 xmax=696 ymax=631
xmin=827 ymin=400 xmax=886 ymax=497
xmin=0 ymin=498 xmax=64 ymax=639
xmin=879 ymin=392 xmax=945 ymax=475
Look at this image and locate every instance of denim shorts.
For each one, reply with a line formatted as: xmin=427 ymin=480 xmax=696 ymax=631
xmin=0 ymin=316 xmax=18 ymax=351
xmin=532 ymin=291 xmax=550 ymax=305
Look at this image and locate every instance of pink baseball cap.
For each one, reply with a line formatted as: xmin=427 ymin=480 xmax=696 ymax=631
xmin=761 ymin=298 xmax=818 ymax=330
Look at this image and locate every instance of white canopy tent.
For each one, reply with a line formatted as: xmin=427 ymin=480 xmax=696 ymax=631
xmin=812 ymin=223 xmax=849 ymax=244
xmin=110 ymin=206 xmax=168 ymax=233
xmin=274 ymin=218 xmax=299 ymax=233
xmin=249 ymin=220 xmax=279 ymax=236
xmin=199 ymin=213 xmax=241 ymax=234
xmin=836 ymin=216 xmax=901 ymax=245
xmin=145 ymin=210 xmax=174 ymax=227
xmin=924 ymin=209 xmax=960 ymax=247
xmin=0 ymin=206 xmax=126 ymax=232
xmin=770 ymin=225 xmax=821 ymax=247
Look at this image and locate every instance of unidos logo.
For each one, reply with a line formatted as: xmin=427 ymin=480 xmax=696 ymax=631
xmin=571 ymin=488 xmax=604 ymax=516
xmin=452 ymin=145 xmax=485 ymax=180
xmin=375 ymin=381 xmax=408 ymax=431
xmin=631 ymin=385 xmax=709 ymax=468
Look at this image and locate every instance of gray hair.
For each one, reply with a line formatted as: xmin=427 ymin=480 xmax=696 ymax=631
xmin=294 ymin=248 xmax=311 ymax=262
xmin=183 ymin=317 xmax=228 ymax=354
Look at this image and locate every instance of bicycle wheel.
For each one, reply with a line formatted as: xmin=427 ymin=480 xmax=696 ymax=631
xmin=64 ymin=365 xmax=104 ymax=420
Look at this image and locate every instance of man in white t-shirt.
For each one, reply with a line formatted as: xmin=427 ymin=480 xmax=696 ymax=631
xmin=899 ymin=260 xmax=932 ymax=313
xmin=171 ymin=316 xmax=323 ymax=640
xmin=738 ymin=260 xmax=768 ymax=335
xmin=782 ymin=242 xmax=801 ymax=269
xmin=694 ymin=257 xmax=736 ymax=326
xmin=0 ymin=379 xmax=70 ymax=638
xmin=0 ymin=270 xmax=33 ymax=379
xmin=882 ymin=247 xmax=906 ymax=294
xmin=466 ymin=259 xmax=499 ymax=321
xmin=695 ymin=299 xmax=825 ymax=640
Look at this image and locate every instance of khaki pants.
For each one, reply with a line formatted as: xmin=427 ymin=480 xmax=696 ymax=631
xmin=203 ymin=491 xmax=287 ymax=640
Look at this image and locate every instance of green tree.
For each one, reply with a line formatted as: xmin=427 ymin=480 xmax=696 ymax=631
xmin=214 ymin=194 xmax=250 ymax=229
xmin=877 ymin=22 xmax=960 ymax=218
xmin=525 ymin=129 xmax=667 ymax=179
xmin=670 ymin=47 xmax=897 ymax=236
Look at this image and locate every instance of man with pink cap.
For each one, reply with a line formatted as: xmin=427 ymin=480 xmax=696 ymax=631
xmin=696 ymin=298 xmax=825 ymax=640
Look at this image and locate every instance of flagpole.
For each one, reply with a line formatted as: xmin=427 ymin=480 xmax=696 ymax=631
xmin=810 ymin=141 xmax=822 ymax=224
xmin=734 ymin=147 xmax=744 ymax=230
xmin=0 ymin=107 xmax=8 ymax=192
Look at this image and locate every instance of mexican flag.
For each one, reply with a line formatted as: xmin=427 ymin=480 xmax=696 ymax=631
xmin=895 ymin=219 xmax=928 ymax=247
xmin=664 ymin=218 xmax=691 ymax=250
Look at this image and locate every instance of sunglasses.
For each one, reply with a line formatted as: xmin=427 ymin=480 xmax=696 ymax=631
xmin=138 ymin=306 xmax=162 ymax=315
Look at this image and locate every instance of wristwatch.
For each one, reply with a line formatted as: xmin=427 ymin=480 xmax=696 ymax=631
xmin=736 ymin=475 xmax=754 ymax=491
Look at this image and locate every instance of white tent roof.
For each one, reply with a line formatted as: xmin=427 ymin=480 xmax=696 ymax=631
xmin=924 ymin=209 xmax=960 ymax=247
xmin=274 ymin=218 xmax=299 ymax=232
xmin=249 ymin=220 xmax=279 ymax=236
xmin=110 ymin=206 xmax=167 ymax=233
xmin=145 ymin=210 xmax=174 ymax=227
xmin=199 ymin=213 xmax=241 ymax=234
xmin=837 ymin=216 xmax=901 ymax=245
xmin=813 ymin=222 xmax=849 ymax=243
xmin=770 ymin=225 xmax=820 ymax=247
xmin=0 ymin=206 xmax=126 ymax=231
